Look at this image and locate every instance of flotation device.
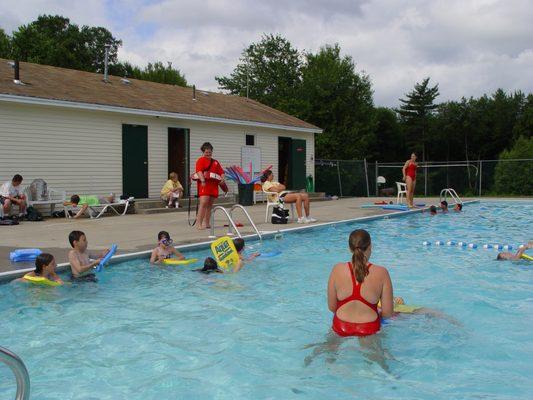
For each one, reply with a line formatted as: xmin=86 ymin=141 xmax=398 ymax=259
xmin=382 ymin=204 xmax=409 ymax=211
xmin=378 ymin=300 xmax=423 ymax=314
xmin=521 ymin=253 xmax=533 ymax=261
xmin=258 ymin=250 xmax=282 ymax=258
xmin=10 ymin=248 xmax=42 ymax=262
xmin=23 ymin=273 xmax=61 ymax=286
xmin=96 ymin=244 xmax=118 ymax=272
xmin=162 ymin=258 xmax=199 ymax=265
xmin=191 ymin=171 xmax=223 ymax=182
xmin=211 ymin=236 xmax=240 ymax=271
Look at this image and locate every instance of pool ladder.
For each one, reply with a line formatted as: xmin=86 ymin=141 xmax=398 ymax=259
xmin=0 ymin=346 xmax=30 ymax=400
xmin=440 ymin=188 xmax=462 ymax=204
xmin=209 ymin=204 xmax=262 ymax=241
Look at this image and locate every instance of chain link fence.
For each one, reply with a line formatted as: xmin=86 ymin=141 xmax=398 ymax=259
xmin=315 ymin=159 xmax=533 ymax=197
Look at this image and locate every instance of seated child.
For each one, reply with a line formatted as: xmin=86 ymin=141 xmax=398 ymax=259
xmin=63 ymin=194 xmax=115 ymax=219
xmin=150 ymin=231 xmax=185 ymax=264
xmin=161 ymin=172 xmax=184 ymax=208
xmin=0 ymin=174 xmax=27 ymax=218
xmin=19 ymin=253 xmax=64 ymax=285
xmin=67 ymin=230 xmax=108 ymax=281
xmin=440 ymin=200 xmax=449 ymax=212
xmin=453 ymin=203 xmax=463 ymax=212
xmin=497 ymin=241 xmax=532 ymax=260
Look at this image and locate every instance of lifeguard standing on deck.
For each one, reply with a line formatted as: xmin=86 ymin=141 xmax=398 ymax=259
xmin=402 ymin=152 xmax=418 ymax=208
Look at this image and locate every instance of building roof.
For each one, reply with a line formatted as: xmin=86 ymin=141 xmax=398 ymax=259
xmin=0 ymin=59 xmax=320 ymax=132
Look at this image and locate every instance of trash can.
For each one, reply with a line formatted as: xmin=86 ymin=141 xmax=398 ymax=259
xmin=238 ymin=184 xmax=254 ymax=206
xmin=306 ymin=175 xmax=314 ymax=193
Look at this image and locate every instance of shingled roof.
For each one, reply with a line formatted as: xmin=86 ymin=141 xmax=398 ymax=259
xmin=0 ymin=59 xmax=320 ymax=132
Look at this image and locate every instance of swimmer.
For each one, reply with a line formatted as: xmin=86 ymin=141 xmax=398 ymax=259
xmin=388 ymin=296 xmax=461 ymax=326
xmin=327 ymin=229 xmax=396 ymax=337
xmin=18 ymin=253 xmax=63 ymax=285
xmin=196 ymin=257 xmax=223 ymax=274
xmin=440 ymin=200 xmax=449 ymax=212
xmin=150 ymin=231 xmax=185 ymax=264
xmin=429 ymin=205 xmax=438 ymax=215
xmin=68 ymin=230 xmax=107 ymax=281
xmin=496 ymin=241 xmax=533 ymax=261
xmin=453 ymin=203 xmax=463 ymax=212
xmin=233 ymin=238 xmax=259 ymax=272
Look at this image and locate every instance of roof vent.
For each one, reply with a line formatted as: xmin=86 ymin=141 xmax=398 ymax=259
xmin=192 ymin=85 xmax=197 ymax=101
xmin=200 ymin=91 xmax=209 ymax=96
xmin=121 ymin=78 xmax=131 ymax=85
xmin=103 ymin=44 xmax=110 ymax=83
xmin=13 ymin=60 xmax=24 ymax=85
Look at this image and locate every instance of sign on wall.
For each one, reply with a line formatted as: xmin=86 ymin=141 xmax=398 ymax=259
xmin=241 ymin=146 xmax=262 ymax=174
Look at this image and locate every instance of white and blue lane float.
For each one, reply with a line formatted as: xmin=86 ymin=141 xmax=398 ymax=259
xmin=422 ymin=241 xmax=521 ymax=250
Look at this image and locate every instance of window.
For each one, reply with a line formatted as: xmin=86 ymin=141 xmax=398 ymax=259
xmin=245 ymin=134 xmax=255 ymax=146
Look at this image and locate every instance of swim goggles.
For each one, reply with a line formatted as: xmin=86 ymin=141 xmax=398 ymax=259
xmin=160 ymin=238 xmax=173 ymax=246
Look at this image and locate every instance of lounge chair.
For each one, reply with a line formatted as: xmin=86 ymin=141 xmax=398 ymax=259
xmin=65 ymin=197 xmax=134 ymax=219
xmin=262 ymin=187 xmax=296 ymax=223
xmin=24 ymin=184 xmax=66 ymax=215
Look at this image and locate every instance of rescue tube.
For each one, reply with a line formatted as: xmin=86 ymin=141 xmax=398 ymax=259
xmin=382 ymin=205 xmax=409 ymax=211
xmin=23 ymin=273 xmax=61 ymax=286
xmin=521 ymin=253 xmax=533 ymax=261
xmin=10 ymin=248 xmax=42 ymax=262
xmin=96 ymin=244 xmax=118 ymax=272
xmin=162 ymin=258 xmax=199 ymax=265
xmin=211 ymin=236 xmax=240 ymax=271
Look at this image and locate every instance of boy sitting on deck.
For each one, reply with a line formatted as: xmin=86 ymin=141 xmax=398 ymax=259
xmin=63 ymin=194 xmax=115 ymax=219
xmin=0 ymin=174 xmax=27 ymax=218
xmin=67 ymin=230 xmax=108 ymax=281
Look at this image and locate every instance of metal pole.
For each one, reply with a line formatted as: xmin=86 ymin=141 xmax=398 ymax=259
xmin=364 ymin=158 xmax=370 ymax=197
xmin=0 ymin=346 xmax=30 ymax=400
xmin=336 ymin=161 xmax=343 ymax=197
xmin=375 ymin=161 xmax=378 ymax=196
xmin=479 ymin=160 xmax=482 ymax=196
xmin=424 ymin=165 xmax=428 ymax=196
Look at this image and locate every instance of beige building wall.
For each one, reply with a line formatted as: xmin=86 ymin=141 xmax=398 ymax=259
xmin=0 ymin=101 xmax=315 ymax=199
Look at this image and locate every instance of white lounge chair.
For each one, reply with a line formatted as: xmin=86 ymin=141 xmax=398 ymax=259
xmin=24 ymin=186 xmax=66 ymax=214
xmin=262 ymin=187 xmax=296 ymax=223
xmin=65 ymin=197 xmax=133 ymax=219
xmin=396 ymin=182 xmax=407 ymax=204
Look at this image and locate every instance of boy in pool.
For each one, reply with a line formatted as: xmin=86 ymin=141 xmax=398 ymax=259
xmin=150 ymin=231 xmax=185 ymax=264
xmin=68 ymin=230 xmax=108 ymax=281
xmin=496 ymin=241 xmax=533 ymax=260
xmin=197 ymin=257 xmax=223 ymax=274
xmin=18 ymin=253 xmax=64 ymax=285
xmin=440 ymin=200 xmax=449 ymax=212
xmin=429 ymin=205 xmax=438 ymax=215
xmin=233 ymin=238 xmax=260 ymax=272
xmin=453 ymin=203 xmax=463 ymax=212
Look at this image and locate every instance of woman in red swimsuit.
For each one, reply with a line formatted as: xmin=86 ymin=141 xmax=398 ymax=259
xmin=194 ymin=142 xmax=225 ymax=229
xmin=327 ymin=229 xmax=395 ymax=337
xmin=402 ymin=152 xmax=418 ymax=208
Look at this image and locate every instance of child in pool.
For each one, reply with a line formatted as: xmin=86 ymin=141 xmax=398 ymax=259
xmin=453 ymin=203 xmax=463 ymax=212
xmin=150 ymin=231 xmax=185 ymax=264
xmin=440 ymin=200 xmax=449 ymax=212
xmin=496 ymin=241 xmax=533 ymax=260
xmin=233 ymin=238 xmax=260 ymax=272
xmin=429 ymin=205 xmax=438 ymax=215
xmin=197 ymin=257 xmax=223 ymax=274
xmin=68 ymin=230 xmax=108 ymax=281
xmin=19 ymin=253 xmax=63 ymax=285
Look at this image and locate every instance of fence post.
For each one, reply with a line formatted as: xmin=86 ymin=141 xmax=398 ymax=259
xmin=364 ymin=158 xmax=370 ymax=197
xmin=374 ymin=161 xmax=378 ymax=196
xmin=479 ymin=160 xmax=482 ymax=196
xmin=424 ymin=165 xmax=428 ymax=196
xmin=336 ymin=161 xmax=343 ymax=197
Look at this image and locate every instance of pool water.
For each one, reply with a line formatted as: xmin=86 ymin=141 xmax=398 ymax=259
xmin=1 ymin=201 xmax=532 ymax=399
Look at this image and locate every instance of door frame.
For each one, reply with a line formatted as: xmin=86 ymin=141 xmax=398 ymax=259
xmin=122 ymin=124 xmax=149 ymax=198
xmin=167 ymin=127 xmax=190 ymax=195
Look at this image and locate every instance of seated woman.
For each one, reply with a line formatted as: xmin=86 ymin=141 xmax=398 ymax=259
xmin=161 ymin=172 xmax=184 ymax=208
xmin=261 ymin=170 xmax=316 ymax=224
xmin=327 ymin=229 xmax=398 ymax=337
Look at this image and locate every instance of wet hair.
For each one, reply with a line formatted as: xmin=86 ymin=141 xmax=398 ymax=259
xmin=12 ymin=174 xmax=23 ymax=183
xmin=348 ymin=229 xmax=371 ymax=284
xmin=68 ymin=230 xmax=85 ymax=247
xmin=35 ymin=253 xmax=55 ymax=275
xmin=430 ymin=205 xmax=438 ymax=214
xmin=233 ymin=238 xmax=245 ymax=253
xmin=158 ymin=231 xmax=170 ymax=241
xmin=456 ymin=203 xmax=463 ymax=211
xmin=200 ymin=257 xmax=220 ymax=274
xmin=201 ymin=142 xmax=213 ymax=152
xmin=169 ymin=172 xmax=178 ymax=180
xmin=440 ymin=200 xmax=448 ymax=208
xmin=496 ymin=253 xmax=504 ymax=260
xmin=70 ymin=194 xmax=81 ymax=204
xmin=261 ymin=170 xmax=273 ymax=183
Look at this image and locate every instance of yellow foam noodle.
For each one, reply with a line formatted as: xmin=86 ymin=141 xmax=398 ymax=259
xmin=521 ymin=253 xmax=533 ymax=261
xmin=211 ymin=236 xmax=240 ymax=271
xmin=23 ymin=273 xmax=61 ymax=286
xmin=162 ymin=258 xmax=199 ymax=266
xmin=378 ymin=300 xmax=423 ymax=314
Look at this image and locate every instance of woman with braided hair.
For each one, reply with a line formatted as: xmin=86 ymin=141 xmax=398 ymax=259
xmin=327 ymin=229 xmax=399 ymax=337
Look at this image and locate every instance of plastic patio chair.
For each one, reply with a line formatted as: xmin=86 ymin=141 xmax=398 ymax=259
xmin=396 ymin=182 xmax=407 ymax=204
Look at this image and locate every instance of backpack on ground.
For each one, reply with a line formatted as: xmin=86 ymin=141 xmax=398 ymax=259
xmin=26 ymin=206 xmax=43 ymax=221
xmin=271 ymin=205 xmax=289 ymax=224
xmin=0 ymin=219 xmax=19 ymax=226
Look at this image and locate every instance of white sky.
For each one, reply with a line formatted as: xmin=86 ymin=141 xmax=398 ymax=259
xmin=1 ymin=0 xmax=532 ymax=106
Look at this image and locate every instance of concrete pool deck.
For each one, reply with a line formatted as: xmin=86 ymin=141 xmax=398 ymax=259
xmin=0 ymin=196 xmax=477 ymax=275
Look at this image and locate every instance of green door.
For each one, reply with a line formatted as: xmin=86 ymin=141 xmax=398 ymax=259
xmin=122 ymin=124 xmax=148 ymax=198
xmin=290 ymin=139 xmax=307 ymax=190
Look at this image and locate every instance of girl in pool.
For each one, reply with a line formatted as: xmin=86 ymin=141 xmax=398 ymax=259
xmin=327 ymin=229 xmax=399 ymax=337
xmin=150 ymin=231 xmax=185 ymax=264
xmin=20 ymin=253 xmax=64 ymax=285
xmin=402 ymin=152 xmax=418 ymax=208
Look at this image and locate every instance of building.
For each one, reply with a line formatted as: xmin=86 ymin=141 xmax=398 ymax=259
xmin=0 ymin=59 xmax=321 ymax=199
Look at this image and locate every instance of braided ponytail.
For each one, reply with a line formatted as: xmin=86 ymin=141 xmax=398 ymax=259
xmin=348 ymin=229 xmax=371 ymax=283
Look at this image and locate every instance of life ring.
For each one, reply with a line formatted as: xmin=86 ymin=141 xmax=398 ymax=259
xmin=211 ymin=236 xmax=240 ymax=271
xmin=10 ymin=248 xmax=42 ymax=262
xmin=162 ymin=258 xmax=199 ymax=265
xmin=96 ymin=244 xmax=118 ymax=272
xmin=23 ymin=273 xmax=61 ymax=286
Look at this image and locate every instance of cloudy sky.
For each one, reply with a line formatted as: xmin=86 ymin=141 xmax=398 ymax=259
xmin=1 ymin=0 xmax=532 ymax=106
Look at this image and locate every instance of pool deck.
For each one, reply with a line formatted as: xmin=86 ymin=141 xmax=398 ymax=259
xmin=0 ymin=196 xmax=480 ymax=276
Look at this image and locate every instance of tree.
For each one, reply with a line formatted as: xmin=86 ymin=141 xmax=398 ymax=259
xmin=110 ymin=61 xmax=187 ymax=86
xmin=397 ymin=77 xmax=439 ymax=161
xmin=371 ymin=107 xmax=404 ymax=162
xmin=10 ymin=15 xmax=121 ymax=72
xmin=297 ymin=44 xmax=376 ymax=160
xmin=215 ymin=34 xmax=302 ymax=114
xmin=0 ymin=28 xmax=11 ymax=58
xmin=493 ymin=136 xmax=533 ymax=195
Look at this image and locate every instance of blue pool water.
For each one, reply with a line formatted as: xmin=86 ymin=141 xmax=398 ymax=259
xmin=1 ymin=201 xmax=532 ymax=399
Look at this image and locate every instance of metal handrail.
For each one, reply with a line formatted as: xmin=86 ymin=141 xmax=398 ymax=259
xmin=229 ymin=204 xmax=262 ymax=241
xmin=0 ymin=346 xmax=30 ymax=400
xmin=440 ymin=188 xmax=462 ymax=204
xmin=209 ymin=206 xmax=242 ymax=239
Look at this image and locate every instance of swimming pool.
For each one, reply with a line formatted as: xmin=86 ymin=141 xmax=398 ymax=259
xmin=1 ymin=201 xmax=532 ymax=399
